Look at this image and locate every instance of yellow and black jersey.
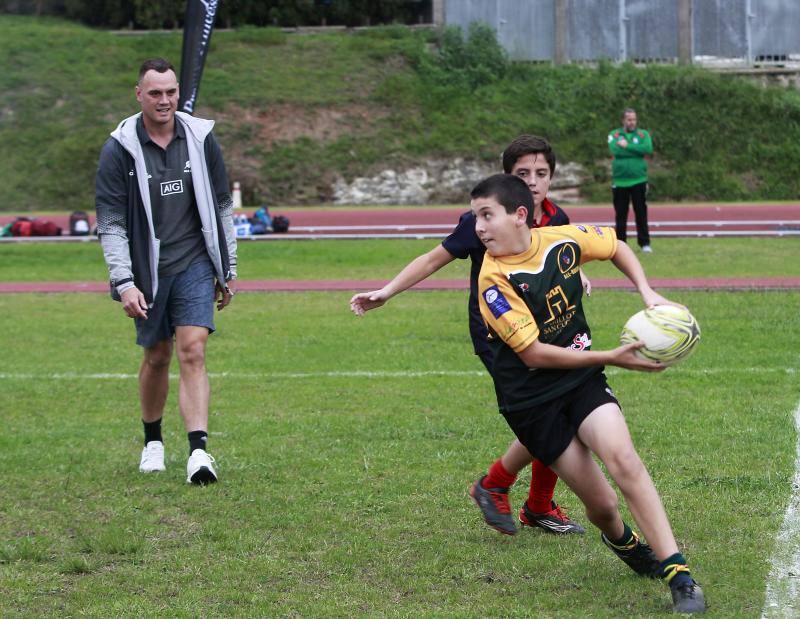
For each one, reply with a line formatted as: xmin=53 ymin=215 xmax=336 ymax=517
xmin=478 ymin=225 xmax=617 ymax=411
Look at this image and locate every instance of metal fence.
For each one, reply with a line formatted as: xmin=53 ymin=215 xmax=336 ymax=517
xmin=443 ymin=0 xmax=800 ymax=65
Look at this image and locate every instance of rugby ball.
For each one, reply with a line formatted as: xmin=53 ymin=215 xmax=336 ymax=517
xmin=620 ymin=305 xmax=700 ymax=366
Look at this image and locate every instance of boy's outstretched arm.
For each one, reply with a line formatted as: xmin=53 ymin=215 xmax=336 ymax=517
xmin=350 ymin=244 xmax=455 ymax=316
xmin=518 ymin=339 xmax=664 ymax=372
xmin=610 ymin=241 xmax=682 ymax=309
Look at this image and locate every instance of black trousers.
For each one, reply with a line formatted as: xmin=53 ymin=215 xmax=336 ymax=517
xmin=612 ymin=181 xmax=650 ymax=247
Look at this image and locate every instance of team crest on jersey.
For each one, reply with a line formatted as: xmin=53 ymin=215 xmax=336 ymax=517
xmin=557 ymin=243 xmax=577 ymax=274
xmin=484 ymin=285 xmax=511 ymax=318
xmin=518 ymin=282 xmax=529 ymax=292
xmin=184 ymin=160 xmax=192 ymax=173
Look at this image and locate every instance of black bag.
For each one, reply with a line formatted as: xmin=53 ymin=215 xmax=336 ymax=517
xmin=69 ymin=211 xmax=91 ymax=236
xmin=272 ymin=215 xmax=290 ymax=233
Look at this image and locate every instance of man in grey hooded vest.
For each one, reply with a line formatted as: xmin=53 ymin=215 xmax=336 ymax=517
xmin=95 ymin=58 xmax=237 ymax=485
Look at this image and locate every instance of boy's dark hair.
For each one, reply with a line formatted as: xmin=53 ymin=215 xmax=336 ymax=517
xmin=470 ymin=174 xmax=534 ymax=226
xmin=501 ymin=135 xmax=556 ymax=177
xmin=138 ymin=58 xmax=176 ymax=83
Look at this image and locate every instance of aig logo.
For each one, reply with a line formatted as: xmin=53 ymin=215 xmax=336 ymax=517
xmin=160 ymin=179 xmax=183 ymax=196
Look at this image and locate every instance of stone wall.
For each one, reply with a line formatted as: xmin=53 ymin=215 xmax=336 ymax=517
xmin=332 ymin=158 xmax=589 ymax=205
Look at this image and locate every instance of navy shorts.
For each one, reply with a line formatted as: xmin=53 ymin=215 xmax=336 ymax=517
xmin=501 ymin=372 xmax=620 ymax=467
xmin=476 ymin=349 xmax=507 ymax=414
xmin=135 ymin=259 xmax=216 ymax=348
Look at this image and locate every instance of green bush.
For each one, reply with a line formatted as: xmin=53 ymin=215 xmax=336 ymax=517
xmin=416 ymin=22 xmax=509 ymax=92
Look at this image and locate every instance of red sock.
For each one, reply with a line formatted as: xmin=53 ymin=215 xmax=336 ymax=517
xmin=527 ymin=459 xmax=558 ymax=513
xmin=482 ymin=458 xmax=517 ymax=489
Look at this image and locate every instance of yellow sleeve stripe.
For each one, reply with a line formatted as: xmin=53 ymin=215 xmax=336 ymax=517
xmin=510 ymin=330 xmax=538 ymax=353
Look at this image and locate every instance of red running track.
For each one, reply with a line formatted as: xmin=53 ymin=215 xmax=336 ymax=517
xmin=278 ymin=203 xmax=800 ymax=236
xmin=271 ymin=203 xmax=800 ymax=227
xmin=3 ymin=203 xmax=800 ymax=238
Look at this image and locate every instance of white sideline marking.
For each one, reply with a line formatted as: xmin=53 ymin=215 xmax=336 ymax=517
xmin=0 ymin=367 xmax=795 ymax=381
xmin=762 ymin=397 xmax=800 ymax=619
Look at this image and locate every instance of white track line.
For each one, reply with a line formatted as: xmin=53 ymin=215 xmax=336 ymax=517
xmin=762 ymin=397 xmax=800 ymax=619
xmin=165 ymin=230 xmax=800 ymax=241
xmin=284 ymin=220 xmax=800 ymax=231
xmin=0 ymin=367 xmax=795 ymax=380
xmin=3 ymin=232 xmax=799 ymax=242
xmin=2 ymin=219 xmax=800 ymax=243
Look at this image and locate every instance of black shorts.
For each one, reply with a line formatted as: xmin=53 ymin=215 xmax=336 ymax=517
xmin=501 ymin=372 xmax=620 ymax=467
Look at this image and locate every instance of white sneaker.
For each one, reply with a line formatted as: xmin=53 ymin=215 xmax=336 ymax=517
xmin=139 ymin=441 xmax=165 ymax=473
xmin=641 ymin=245 xmax=653 ymax=253
xmin=186 ymin=449 xmax=218 ymax=485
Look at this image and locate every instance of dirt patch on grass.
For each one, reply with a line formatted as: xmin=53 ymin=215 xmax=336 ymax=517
xmin=214 ymin=102 xmax=391 ymax=147
xmin=200 ymin=102 xmax=393 ymax=203
xmin=741 ymin=171 xmax=763 ymax=192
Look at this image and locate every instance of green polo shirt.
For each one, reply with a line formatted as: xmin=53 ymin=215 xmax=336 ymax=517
xmin=607 ymin=127 xmax=653 ymax=188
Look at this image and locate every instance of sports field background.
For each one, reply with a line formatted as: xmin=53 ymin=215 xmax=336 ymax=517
xmin=2 ymin=234 xmax=799 ymax=616
xmin=5 ymin=16 xmax=800 ymax=212
xmin=3 ymin=12 xmax=800 ymax=615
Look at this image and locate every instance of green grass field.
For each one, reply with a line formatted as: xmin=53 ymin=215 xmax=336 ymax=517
xmin=1 ymin=236 xmax=799 ymax=282
xmin=1 ymin=239 xmax=799 ymax=616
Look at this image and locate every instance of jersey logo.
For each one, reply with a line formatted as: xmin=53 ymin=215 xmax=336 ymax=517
xmin=161 ymin=179 xmax=184 ymax=196
xmin=518 ymin=282 xmax=529 ymax=292
xmin=592 ymin=225 xmax=604 ymax=237
xmin=184 ymin=160 xmax=192 ymax=173
xmin=557 ymin=244 xmax=577 ymax=274
xmin=544 ymin=285 xmax=576 ymax=325
xmin=484 ymin=286 xmax=511 ymax=318
xmin=576 ymin=225 xmax=587 ymax=233
xmin=570 ymin=332 xmax=591 ymax=350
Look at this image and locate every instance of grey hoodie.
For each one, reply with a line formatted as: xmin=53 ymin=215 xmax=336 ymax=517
xmin=97 ymin=111 xmax=236 ymax=303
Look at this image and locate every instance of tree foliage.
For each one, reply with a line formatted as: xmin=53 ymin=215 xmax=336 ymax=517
xmin=0 ymin=0 xmax=433 ymax=29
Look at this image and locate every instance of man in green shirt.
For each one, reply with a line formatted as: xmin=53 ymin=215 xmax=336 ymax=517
xmin=608 ymin=108 xmax=653 ymax=253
